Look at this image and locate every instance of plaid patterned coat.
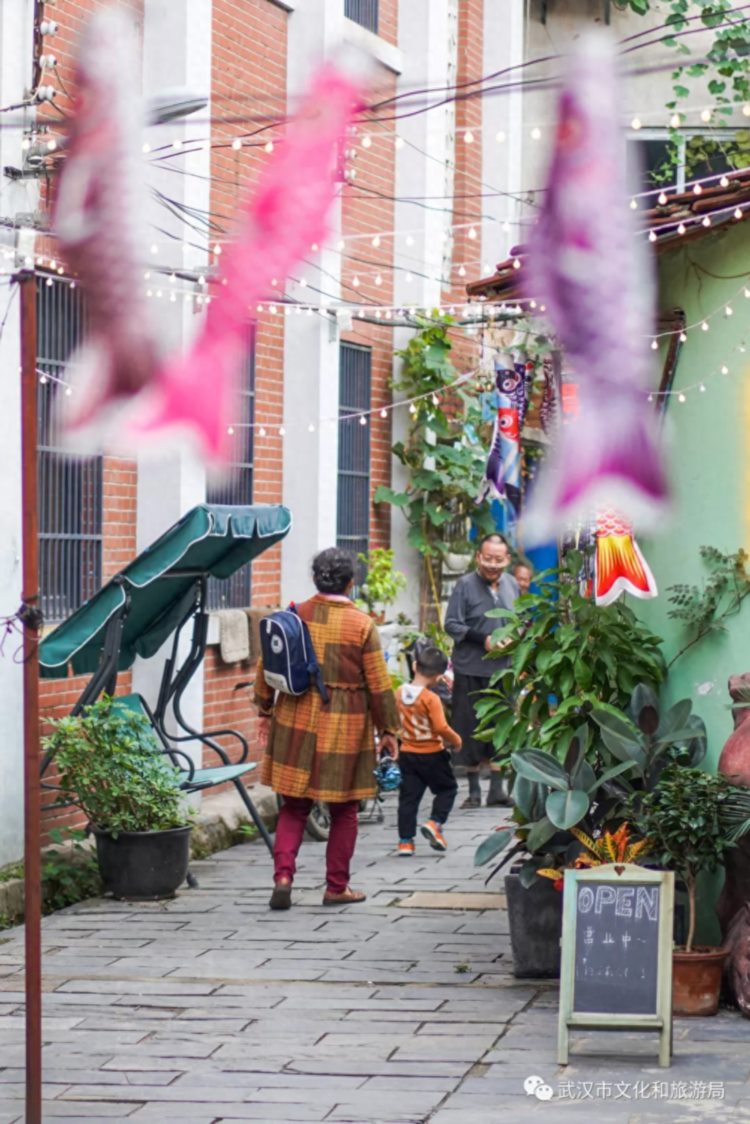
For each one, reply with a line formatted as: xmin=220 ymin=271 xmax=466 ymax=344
xmin=254 ymin=595 xmax=400 ymax=802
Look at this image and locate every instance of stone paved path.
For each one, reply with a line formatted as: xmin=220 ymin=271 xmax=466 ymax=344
xmin=0 ymin=799 xmax=748 ymax=1122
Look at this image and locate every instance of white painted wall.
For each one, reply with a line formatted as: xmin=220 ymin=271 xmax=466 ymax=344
xmin=131 ymin=0 xmax=212 ymax=753
xmin=281 ymin=0 xmax=346 ymax=601
xmin=0 ymin=0 xmax=38 ymax=866
xmin=482 ymin=0 xmax=526 ymax=263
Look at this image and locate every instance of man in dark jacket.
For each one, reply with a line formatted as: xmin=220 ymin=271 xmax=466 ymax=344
xmin=445 ymin=533 xmax=518 ymax=807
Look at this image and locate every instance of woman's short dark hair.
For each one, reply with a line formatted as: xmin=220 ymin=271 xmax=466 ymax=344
xmin=312 ymin=548 xmax=355 ymax=594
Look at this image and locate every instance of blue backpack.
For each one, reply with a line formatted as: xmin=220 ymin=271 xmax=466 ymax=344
xmin=260 ymin=604 xmax=329 ymax=703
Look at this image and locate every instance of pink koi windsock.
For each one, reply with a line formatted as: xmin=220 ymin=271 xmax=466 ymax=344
xmin=132 ymin=64 xmax=363 ymax=460
xmin=523 ymin=31 xmax=669 ymax=542
xmin=53 ymin=8 xmax=159 ymax=432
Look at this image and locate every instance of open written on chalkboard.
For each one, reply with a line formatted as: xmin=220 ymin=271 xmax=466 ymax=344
xmin=558 ymin=864 xmax=674 ymax=1068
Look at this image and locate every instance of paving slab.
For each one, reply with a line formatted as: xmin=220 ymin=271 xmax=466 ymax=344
xmin=1 ymin=800 xmax=748 ymax=1122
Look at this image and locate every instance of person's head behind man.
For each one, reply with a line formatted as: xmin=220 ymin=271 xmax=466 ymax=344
xmin=413 ymin=641 xmax=449 ymax=687
xmin=514 ymin=561 xmax=533 ymax=595
xmin=475 ymin=533 xmax=510 ymax=584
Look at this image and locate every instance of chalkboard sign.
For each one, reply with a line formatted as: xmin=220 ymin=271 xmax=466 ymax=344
xmin=558 ymin=864 xmax=674 ymax=1068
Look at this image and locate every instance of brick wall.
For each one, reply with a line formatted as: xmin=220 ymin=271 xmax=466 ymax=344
xmin=446 ymin=0 xmax=485 ymax=374
xmin=37 ymin=1 xmax=143 ymax=840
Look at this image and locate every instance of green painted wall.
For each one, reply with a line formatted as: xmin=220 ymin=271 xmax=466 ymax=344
xmin=636 ymin=222 xmax=750 ymax=761
xmin=633 ymin=222 xmax=750 ymax=942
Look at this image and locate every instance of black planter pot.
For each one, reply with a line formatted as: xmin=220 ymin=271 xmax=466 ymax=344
xmin=93 ymin=825 xmax=192 ymax=901
xmin=505 ymin=872 xmax=563 ymax=978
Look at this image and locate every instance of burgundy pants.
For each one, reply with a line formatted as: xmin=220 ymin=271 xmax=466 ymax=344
xmin=273 ymin=797 xmax=359 ymax=894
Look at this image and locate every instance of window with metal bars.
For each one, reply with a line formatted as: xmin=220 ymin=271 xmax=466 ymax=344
xmin=344 ymin=0 xmax=378 ymax=34
xmin=337 ymin=344 xmax=371 ymax=582
xmin=206 ymin=331 xmax=255 ymax=610
xmin=37 ymin=276 xmax=103 ymax=624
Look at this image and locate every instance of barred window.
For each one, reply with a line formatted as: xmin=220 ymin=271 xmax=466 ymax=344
xmin=344 ymin=0 xmax=378 ymax=34
xmin=337 ymin=343 xmax=371 ymax=581
xmin=37 ymin=276 xmax=102 ymax=624
xmin=206 ymin=331 xmax=255 ymax=610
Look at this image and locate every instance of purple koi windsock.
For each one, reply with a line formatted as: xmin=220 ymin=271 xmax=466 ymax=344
xmin=523 ymin=31 xmax=669 ymax=542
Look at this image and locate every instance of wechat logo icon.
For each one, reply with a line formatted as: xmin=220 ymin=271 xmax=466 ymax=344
xmin=524 ymin=1074 xmax=555 ymax=1101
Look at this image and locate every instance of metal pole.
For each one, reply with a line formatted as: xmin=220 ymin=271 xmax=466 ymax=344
xmin=19 ymin=271 xmax=42 ymax=1124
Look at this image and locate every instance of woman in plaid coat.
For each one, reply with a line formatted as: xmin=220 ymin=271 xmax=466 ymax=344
xmin=255 ymin=547 xmax=400 ymax=910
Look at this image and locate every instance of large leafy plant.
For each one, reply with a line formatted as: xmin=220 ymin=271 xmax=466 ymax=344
xmin=627 ymin=765 xmax=750 ymax=952
xmin=475 ymin=687 xmax=706 ymax=888
xmin=43 ymin=696 xmax=189 ymax=835
xmin=374 ymin=317 xmax=495 ymax=624
xmin=355 ymin=548 xmax=407 ymax=618
xmin=474 ymin=551 xmax=666 ymax=765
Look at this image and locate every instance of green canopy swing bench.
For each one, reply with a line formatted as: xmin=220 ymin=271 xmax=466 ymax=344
xmin=39 ymin=503 xmax=292 ymax=858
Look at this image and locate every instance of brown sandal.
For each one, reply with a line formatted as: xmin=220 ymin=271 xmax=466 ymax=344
xmin=322 ymin=887 xmax=367 ymax=906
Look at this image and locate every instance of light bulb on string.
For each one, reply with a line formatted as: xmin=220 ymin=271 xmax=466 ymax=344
xmin=726 ymin=306 xmax=734 ymax=316
xmin=264 ymin=141 xmax=274 ymax=154
xmin=699 ymin=383 xmax=706 ymax=392
xmin=678 ymin=393 xmax=686 ymax=403
xmin=231 ymin=138 xmax=242 ymax=151
xmin=395 ymin=136 xmax=404 ymax=150
xmin=744 ymin=288 xmax=750 ymax=298
xmin=677 ymin=223 xmax=686 ymax=235
xmin=359 ymin=415 xmax=367 ymax=426
xmin=701 ymin=320 xmax=709 ymax=331
xmin=308 ymin=422 xmax=315 ymax=433
xmin=375 ymin=273 xmax=382 ymax=286
xmin=670 ymin=113 xmax=681 ymax=129
xmin=279 ymin=425 xmax=285 ymax=436
xmin=693 ymin=183 xmax=703 ymax=195
xmin=679 ymin=332 xmax=687 ymax=343
xmin=468 ymin=227 xmax=477 ymax=240
xmin=701 ymin=108 xmax=712 ymax=124
xmin=630 ymin=199 xmax=638 ymax=210
xmin=702 ymin=216 xmax=711 ymax=228
xmin=648 ymin=231 xmax=657 ymax=243
xmin=530 ymin=127 xmax=541 ymax=140
xmin=658 ymin=192 xmax=668 ymax=205
xmin=458 ymin=265 xmax=466 ymax=278
xmin=352 ymin=275 xmax=360 ymax=287
xmin=720 ymin=176 xmax=730 ymax=188
xmin=405 ymin=234 xmax=414 ymax=247
xmin=380 ymin=408 xmax=388 ymax=419
xmin=651 ymin=339 xmax=658 ymax=350
xmin=496 ymin=130 xmax=506 ymax=143
xmin=259 ymin=426 xmax=267 ymax=437
xmin=361 ymin=135 xmax=371 ymax=148
xmin=463 ymin=130 xmax=474 ymax=144
xmin=736 ymin=208 xmax=744 ymax=220
xmin=631 ymin=117 xmax=642 ymax=131
xmin=371 ymin=235 xmax=381 ymax=248
xmin=721 ymin=365 xmax=729 ymax=375
xmin=227 ymin=426 xmax=235 ymax=435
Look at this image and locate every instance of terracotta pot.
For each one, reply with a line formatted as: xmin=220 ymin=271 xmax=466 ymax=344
xmin=672 ymin=946 xmax=727 ymax=1016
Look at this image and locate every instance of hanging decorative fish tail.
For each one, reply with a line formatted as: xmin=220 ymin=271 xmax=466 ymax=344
xmin=132 ymin=62 xmax=364 ymax=460
xmin=594 ymin=508 xmax=658 ymax=606
xmin=523 ymin=30 xmax=668 ymax=542
xmin=53 ymin=8 xmax=159 ymax=433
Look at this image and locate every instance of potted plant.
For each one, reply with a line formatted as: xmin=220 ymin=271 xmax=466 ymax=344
xmin=474 ymin=551 xmax=666 ymax=767
xmin=474 ymin=727 xmax=641 ymax=977
xmin=43 ymin=697 xmax=192 ymax=901
xmin=626 ymin=764 xmax=750 ymax=1016
xmin=356 ymin=547 xmax=407 ymax=623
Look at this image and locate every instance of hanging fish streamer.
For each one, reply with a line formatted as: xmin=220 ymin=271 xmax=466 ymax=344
xmin=522 ymin=31 xmax=669 ymax=543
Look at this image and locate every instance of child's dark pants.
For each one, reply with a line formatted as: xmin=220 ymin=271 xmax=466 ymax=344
xmin=397 ymin=749 xmax=458 ymax=839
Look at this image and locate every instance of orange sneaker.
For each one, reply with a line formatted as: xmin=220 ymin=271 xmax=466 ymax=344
xmin=420 ymin=820 xmax=447 ymax=852
xmin=398 ymin=840 xmax=415 ymax=857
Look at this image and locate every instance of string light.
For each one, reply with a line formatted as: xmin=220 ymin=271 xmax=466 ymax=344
xmin=231 ymin=138 xmax=242 ymax=151
xmin=496 ymin=130 xmax=506 ymax=143
xmin=736 ymin=208 xmax=744 ymax=220
xmin=670 ymin=113 xmax=680 ymax=129
xmin=463 ymin=130 xmax=474 ymax=144
xmin=631 ymin=117 xmax=642 ymax=131
xmin=361 ymin=135 xmax=372 ymax=148
xmin=530 ymin=127 xmax=542 ymax=140
xmin=658 ymin=192 xmax=668 ymax=205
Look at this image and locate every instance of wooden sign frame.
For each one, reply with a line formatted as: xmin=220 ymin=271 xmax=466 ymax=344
xmin=558 ymin=864 xmax=674 ymax=1068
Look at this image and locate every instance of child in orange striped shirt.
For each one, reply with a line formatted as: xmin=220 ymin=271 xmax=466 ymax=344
xmin=395 ymin=644 xmax=461 ymax=856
